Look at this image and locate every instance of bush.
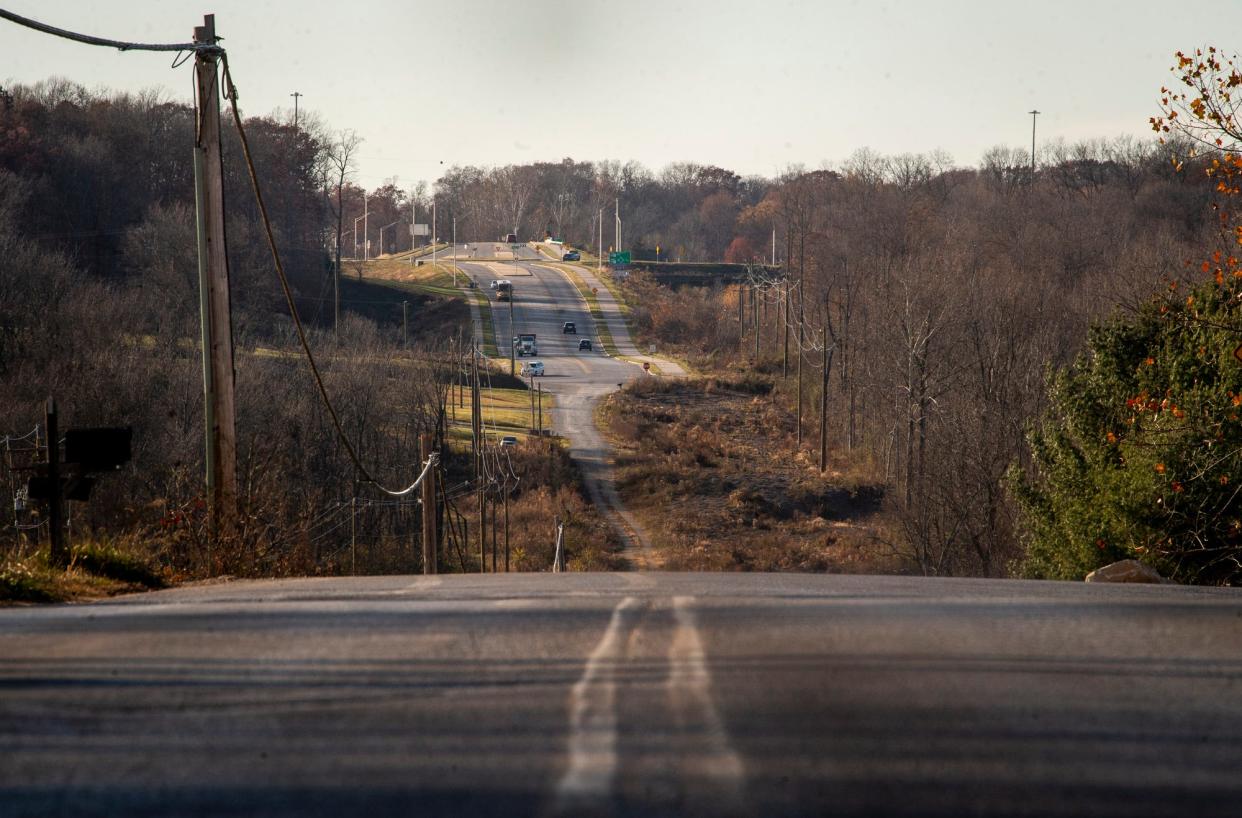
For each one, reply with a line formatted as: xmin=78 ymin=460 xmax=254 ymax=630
xmin=1012 ymin=275 xmax=1242 ymax=583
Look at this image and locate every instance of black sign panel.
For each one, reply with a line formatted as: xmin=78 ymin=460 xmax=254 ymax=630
xmin=64 ymin=427 xmax=132 ymax=472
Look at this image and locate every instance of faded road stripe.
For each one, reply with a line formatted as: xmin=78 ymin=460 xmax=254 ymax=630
xmin=555 ymin=596 xmax=642 ymax=809
xmin=669 ymin=596 xmax=744 ymax=793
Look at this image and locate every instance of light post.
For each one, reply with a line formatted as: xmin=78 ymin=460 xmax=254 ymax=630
xmin=352 ymin=214 xmax=365 ymax=260
xmin=379 ymin=221 xmax=400 ymax=257
xmin=597 ymin=207 xmax=603 ymax=272
xmin=290 ymin=91 xmax=301 ymax=128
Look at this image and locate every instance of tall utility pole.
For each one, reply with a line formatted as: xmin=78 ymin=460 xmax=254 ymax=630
xmin=752 ymin=284 xmax=759 ymax=360
xmin=614 ymin=197 xmax=621 ymax=253
xmin=421 ymin=434 xmax=437 ymax=574
xmin=290 ymin=91 xmax=301 ymax=128
xmin=820 ymin=324 xmax=832 ymax=474
xmin=598 ymin=207 xmax=603 ymax=271
xmin=45 ymin=397 xmax=66 ymax=567
xmin=362 ymin=194 xmax=370 ymax=261
xmin=1029 ymin=109 xmax=1040 ymax=180
xmin=193 ymin=14 xmax=237 ymax=535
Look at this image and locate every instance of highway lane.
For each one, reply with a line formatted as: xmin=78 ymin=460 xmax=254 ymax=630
xmin=451 ymin=246 xmax=661 ymax=562
xmin=2 ymin=573 xmax=1240 ymax=817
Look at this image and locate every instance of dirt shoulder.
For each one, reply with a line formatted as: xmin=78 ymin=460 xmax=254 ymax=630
xmin=598 ymin=374 xmax=896 ymax=572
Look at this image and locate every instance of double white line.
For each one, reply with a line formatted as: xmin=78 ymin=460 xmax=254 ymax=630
xmin=555 ymin=595 xmax=743 ymax=810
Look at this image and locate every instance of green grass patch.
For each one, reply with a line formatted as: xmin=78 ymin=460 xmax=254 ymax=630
xmin=72 ymin=541 xmax=166 ymax=588
xmin=464 ymin=286 xmax=499 ymax=357
xmin=443 ymin=384 xmax=553 ymax=442
xmin=1 ymin=539 xmax=166 ymax=604
xmin=0 ymin=559 xmax=60 ymax=603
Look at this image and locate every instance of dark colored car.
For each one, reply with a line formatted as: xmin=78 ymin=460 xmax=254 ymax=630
xmin=578 ymin=339 xmax=592 ymax=351
xmin=562 ymin=250 xmax=580 ymax=261
xmin=563 ymin=322 xmax=577 ymax=334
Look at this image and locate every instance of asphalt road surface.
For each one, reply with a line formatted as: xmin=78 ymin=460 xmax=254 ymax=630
xmin=451 ymin=245 xmax=681 ymax=563
xmin=2 ymin=573 xmax=1240 ymax=817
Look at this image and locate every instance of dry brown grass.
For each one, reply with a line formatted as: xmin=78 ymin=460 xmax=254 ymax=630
xmin=599 ymin=375 xmax=896 ymax=572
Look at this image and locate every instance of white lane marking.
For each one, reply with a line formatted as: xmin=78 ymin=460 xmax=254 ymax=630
xmin=402 ymin=577 xmax=442 ymax=591
xmin=668 ymin=596 xmax=744 ymax=790
xmin=556 ymin=596 xmax=641 ymax=807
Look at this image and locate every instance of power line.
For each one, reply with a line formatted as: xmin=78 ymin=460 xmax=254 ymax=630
xmin=0 ymin=8 xmax=220 ymax=54
xmin=219 ymin=53 xmax=434 ymax=498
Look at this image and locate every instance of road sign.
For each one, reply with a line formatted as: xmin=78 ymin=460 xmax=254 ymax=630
xmin=609 ymin=251 xmax=631 ymax=265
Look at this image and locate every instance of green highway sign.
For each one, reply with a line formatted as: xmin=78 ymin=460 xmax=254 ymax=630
xmin=609 ymin=251 xmax=631 ymax=265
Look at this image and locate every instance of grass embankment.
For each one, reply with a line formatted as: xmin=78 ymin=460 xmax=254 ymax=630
xmin=355 ymin=258 xmax=499 ymax=355
xmin=444 ymin=377 xmax=553 ymax=444
xmin=1 ymin=540 xmax=167 ymax=604
xmin=598 ymin=373 xmax=890 ymax=572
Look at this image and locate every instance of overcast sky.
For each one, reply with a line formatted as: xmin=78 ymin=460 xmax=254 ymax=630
xmin=0 ymin=0 xmax=1225 ymax=189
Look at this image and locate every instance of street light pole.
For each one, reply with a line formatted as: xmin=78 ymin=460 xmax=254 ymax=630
xmin=290 ymin=91 xmax=301 ymax=128
xmin=379 ymin=220 xmax=400 ymax=256
xmin=598 ymin=207 xmax=603 ymax=271
xmin=1029 ymin=109 xmax=1040 ymax=181
xmin=353 ymin=214 xmax=365 ymax=260
xmin=614 ymin=197 xmax=621 ymax=253
xmin=363 ymin=193 xmax=369 ymax=261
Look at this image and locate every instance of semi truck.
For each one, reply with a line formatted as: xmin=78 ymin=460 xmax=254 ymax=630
xmin=515 ymin=333 xmax=537 ymax=356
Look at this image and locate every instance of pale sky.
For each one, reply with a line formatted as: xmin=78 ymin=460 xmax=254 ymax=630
xmin=0 ymin=0 xmax=1226 ymax=188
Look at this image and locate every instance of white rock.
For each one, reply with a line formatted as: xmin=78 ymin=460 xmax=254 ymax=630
xmin=1085 ymin=559 xmax=1169 ymax=584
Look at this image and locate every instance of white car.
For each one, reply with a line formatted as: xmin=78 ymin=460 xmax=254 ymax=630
xmin=520 ymin=361 xmax=545 ymax=377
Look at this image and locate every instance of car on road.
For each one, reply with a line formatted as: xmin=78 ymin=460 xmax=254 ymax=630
xmin=577 ymin=338 xmax=593 ymax=351
xmin=562 ymin=250 xmax=580 ymax=261
xmin=562 ymin=321 xmax=576 ymax=334
xmin=520 ymin=361 xmax=544 ymax=377
xmin=499 ymin=435 xmax=518 ymax=447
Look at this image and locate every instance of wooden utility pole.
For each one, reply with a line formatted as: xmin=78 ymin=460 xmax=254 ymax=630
xmin=783 ymin=231 xmax=792 ymax=379
xmin=45 ymin=397 xmax=66 ymax=567
xmin=503 ymin=481 xmax=511 ymax=572
xmin=420 ymin=434 xmax=437 ymax=574
xmin=537 ymin=382 xmax=543 ymax=435
xmin=821 ymin=326 xmax=832 ymax=473
xmin=402 ymin=301 xmax=408 ymax=346
xmin=753 ymin=284 xmax=759 ymax=360
xmin=193 ymin=14 xmax=237 ymax=535
xmin=737 ymin=284 xmax=744 ymax=349
xmin=490 ymin=490 xmax=498 ymax=572
xmin=473 ymin=345 xmax=485 ymax=572
xmin=782 ymin=282 xmax=791 ymax=378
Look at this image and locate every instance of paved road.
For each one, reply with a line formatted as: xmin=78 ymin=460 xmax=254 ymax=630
xmin=450 ymin=244 xmax=669 ymax=564
xmin=3 ymin=573 xmax=1240 ymax=817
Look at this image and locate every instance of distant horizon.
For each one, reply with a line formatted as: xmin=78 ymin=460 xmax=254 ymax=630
xmin=0 ymin=0 xmax=1223 ymax=190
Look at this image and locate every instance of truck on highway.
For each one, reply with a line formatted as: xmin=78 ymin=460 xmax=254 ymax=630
xmin=496 ymin=280 xmax=512 ymax=301
xmin=515 ymin=333 xmax=537 ymax=356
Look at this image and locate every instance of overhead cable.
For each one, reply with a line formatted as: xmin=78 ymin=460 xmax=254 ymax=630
xmin=0 ymin=8 xmax=221 ymax=54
